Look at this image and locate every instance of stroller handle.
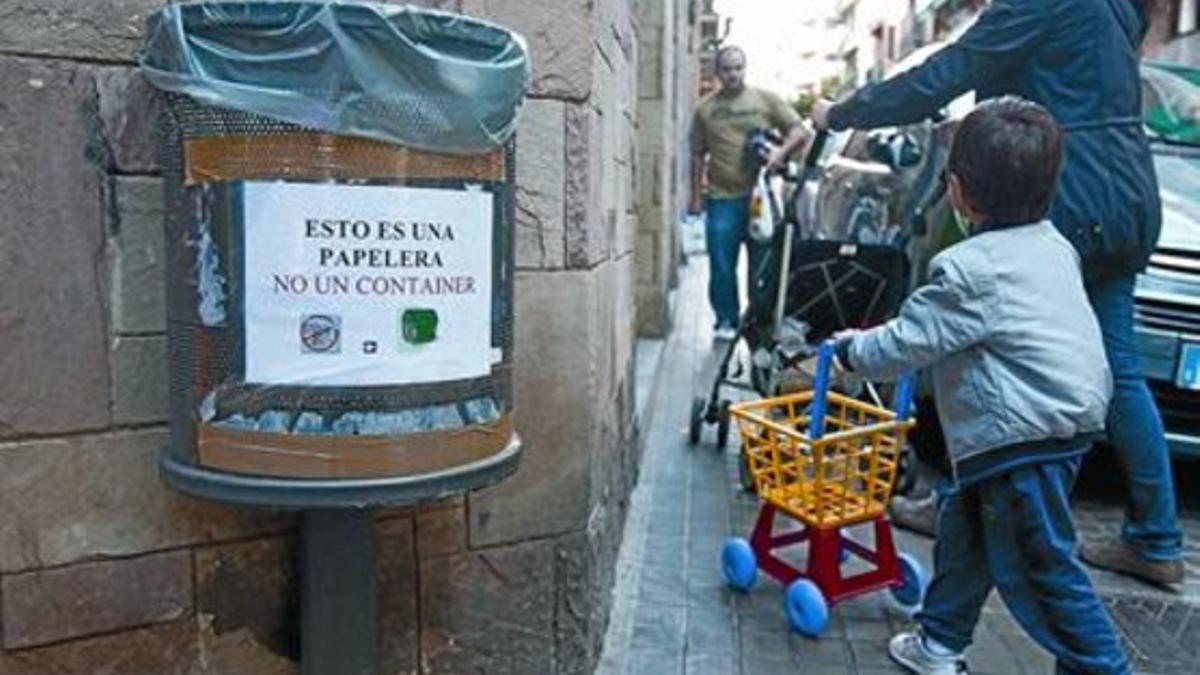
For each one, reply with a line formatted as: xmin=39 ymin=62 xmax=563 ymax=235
xmin=802 ymin=128 xmax=830 ymax=170
xmin=808 ymin=339 xmax=917 ymax=440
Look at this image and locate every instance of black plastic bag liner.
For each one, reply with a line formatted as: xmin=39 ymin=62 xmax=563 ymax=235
xmin=141 ymin=1 xmax=529 ymax=153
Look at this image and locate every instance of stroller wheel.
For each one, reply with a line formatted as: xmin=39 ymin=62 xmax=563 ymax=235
xmin=688 ymin=398 xmax=705 ymax=446
xmin=716 ymin=400 xmax=732 ymax=451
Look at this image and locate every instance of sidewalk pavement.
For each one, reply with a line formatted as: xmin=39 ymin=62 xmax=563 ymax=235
xmin=600 ymin=257 xmax=1199 ymax=675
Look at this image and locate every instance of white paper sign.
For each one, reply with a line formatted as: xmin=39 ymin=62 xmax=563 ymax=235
xmin=241 ymin=181 xmax=494 ymax=386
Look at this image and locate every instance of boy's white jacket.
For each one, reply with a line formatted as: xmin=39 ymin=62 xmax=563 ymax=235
xmin=849 ymin=221 xmax=1113 ymax=465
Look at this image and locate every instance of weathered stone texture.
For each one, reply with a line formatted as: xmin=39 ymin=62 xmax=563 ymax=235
xmin=461 ymin=0 xmax=592 ymax=100
xmin=416 ymin=500 xmax=467 ymax=559
xmin=468 ymin=271 xmax=597 ymax=547
xmin=0 ymin=1 xmax=159 ymax=62
xmin=420 ymin=539 xmax=555 ymax=675
xmin=564 ymin=102 xmax=598 ymax=269
xmin=1 ymin=550 xmax=192 ymax=650
xmin=514 ymin=99 xmax=566 ymax=270
xmin=0 ymin=620 xmax=202 ymax=675
xmin=195 ymin=537 xmax=298 ymax=665
xmin=0 ymin=56 xmax=110 ymax=439
xmin=111 ymin=335 xmax=168 ymax=425
xmin=590 ymin=256 xmax=638 ymax=519
xmin=94 ymin=67 xmax=162 ymax=174
xmin=0 ymin=429 xmax=291 ymax=573
xmin=377 ymin=517 xmax=419 ymax=675
xmin=108 ymin=176 xmax=167 ymax=334
xmin=0 ymin=1 xmax=461 ymax=64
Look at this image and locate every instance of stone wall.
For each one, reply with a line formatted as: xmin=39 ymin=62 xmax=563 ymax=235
xmin=0 ymin=0 xmax=641 ymax=673
xmin=635 ymin=0 xmax=701 ymax=337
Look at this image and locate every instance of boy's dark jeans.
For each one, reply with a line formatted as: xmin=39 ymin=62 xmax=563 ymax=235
xmin=917 ymin=458 xmax=1131 ymax=675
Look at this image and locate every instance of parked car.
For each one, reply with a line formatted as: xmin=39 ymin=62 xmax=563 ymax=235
xmin=796 ymin=51 xmax=1200 ymax=460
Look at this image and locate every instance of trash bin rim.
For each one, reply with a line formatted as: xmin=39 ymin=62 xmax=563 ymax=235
xmin=159 ymin=435 xmax=521 ymax=509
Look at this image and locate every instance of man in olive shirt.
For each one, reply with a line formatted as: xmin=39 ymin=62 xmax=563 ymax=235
xmin=689 ymin=46 xmax=809 ymax=341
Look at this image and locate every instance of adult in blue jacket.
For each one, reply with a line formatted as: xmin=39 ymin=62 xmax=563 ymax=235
xmin=813 ymin=0 xmax=1183 ymax=586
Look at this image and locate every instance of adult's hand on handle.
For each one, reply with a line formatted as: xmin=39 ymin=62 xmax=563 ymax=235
xmin=811 ymin=99 xmax=835 ymax=132
xmin=687 ymin=194 xmax=705 ymax=217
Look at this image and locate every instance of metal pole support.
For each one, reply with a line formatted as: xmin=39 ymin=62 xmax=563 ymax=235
xmin=301 ymin=509 xmax=377 ymax=675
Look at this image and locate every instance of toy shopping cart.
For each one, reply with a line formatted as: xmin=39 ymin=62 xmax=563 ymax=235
xmin=720 ymin=341 xmax=927 ymax=637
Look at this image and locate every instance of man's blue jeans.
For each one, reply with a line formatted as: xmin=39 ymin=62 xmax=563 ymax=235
xmin=919 ymin=459 xmax=1131 ymax=675
xmin=1087 ymin=275 xmax=1183 ymax=561
xmin=705 ymin=197 xmax=770 ymax=328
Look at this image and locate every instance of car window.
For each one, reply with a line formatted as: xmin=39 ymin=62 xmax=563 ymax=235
xmin=1142 ymin=62 xmax=1200 ymax=146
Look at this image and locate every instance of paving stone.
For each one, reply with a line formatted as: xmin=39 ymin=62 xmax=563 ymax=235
xmin=684 ymin=651 xmax=736 ymax=675
xmin=842 ymin=615 xmax=895 ymax=641
xmin=629 ymin=601 xmax=685 ymax=652
xmin=847 ymin=636 xmax=897 ymax=668
xmin=684 ymin=607 xmax=737 ymax=655
xmin=740 ymin=650 xmax=796 ymax=675
xmin=686 ymin=576 xmax=734 ymax=612
xmin=627 ymin=646 xmax=683 ymax=675
xmin=786 ymin=634 xmax=853 ymax=668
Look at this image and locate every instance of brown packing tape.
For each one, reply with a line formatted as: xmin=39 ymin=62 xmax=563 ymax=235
xmin=197 ymin=414 xmax=515 ymax=479
xmin=183 ymin=133 xmax=506 ymax=185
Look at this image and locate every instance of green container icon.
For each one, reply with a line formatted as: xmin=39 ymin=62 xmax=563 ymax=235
xmin=401 ymin=308 xmax=439 ymax=345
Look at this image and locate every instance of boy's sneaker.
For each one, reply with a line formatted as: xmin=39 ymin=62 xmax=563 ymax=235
xmin=888 ymin=632 xmax=969 ymax=675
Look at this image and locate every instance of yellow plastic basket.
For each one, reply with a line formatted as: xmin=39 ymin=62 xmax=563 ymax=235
xmin=731 ymin=390 xmax=915 ymax=530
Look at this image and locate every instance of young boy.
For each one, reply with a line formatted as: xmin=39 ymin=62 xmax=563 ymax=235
xmin=833 ymin=98 xmax=1130 ymax=675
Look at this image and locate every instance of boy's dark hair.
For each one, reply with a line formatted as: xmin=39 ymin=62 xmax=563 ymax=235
xmin=947 ymin=97 xmax=1064 ymax=226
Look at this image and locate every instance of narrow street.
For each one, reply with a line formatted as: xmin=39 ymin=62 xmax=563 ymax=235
xmin=599 ymin=256 xmax=1200 ymax=675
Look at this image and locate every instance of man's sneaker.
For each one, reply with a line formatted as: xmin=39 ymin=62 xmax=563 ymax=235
xmin=890 ymin=493 xmax=938 ymax=538
xmin=713 ymin=325 xmax=738 ymax=342
xmin=888 ymin=632 xmax=969 ymax=675
xmin=1079 ymin=537 xmax=1185 ymax=587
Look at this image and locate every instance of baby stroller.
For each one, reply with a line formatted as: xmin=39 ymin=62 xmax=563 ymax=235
xmin=687 ymin=130 xmax=913 ymax=486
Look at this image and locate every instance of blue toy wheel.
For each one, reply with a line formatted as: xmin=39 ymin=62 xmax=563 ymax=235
xmin=721 ymin=538 xmax=758 ymax=592
xmin=785 ymin=579 xmax=829 ymax=637
xmin=890 ymin=552 xmax=929 ymax=614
